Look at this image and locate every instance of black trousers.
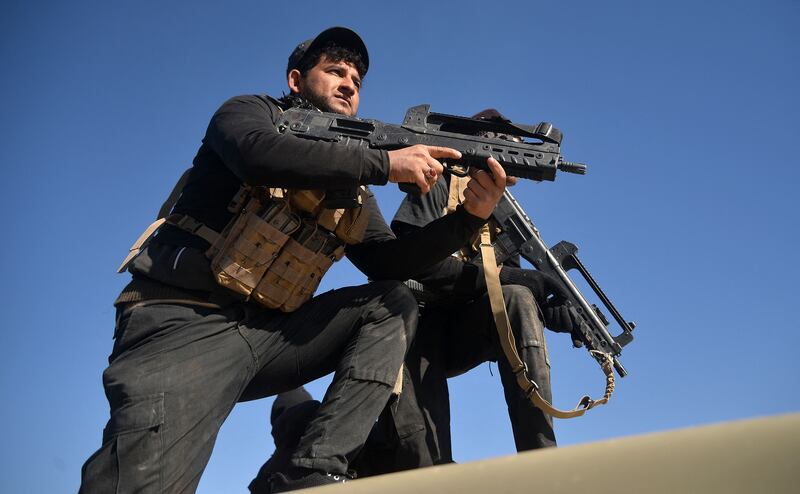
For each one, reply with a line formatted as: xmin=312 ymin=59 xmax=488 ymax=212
xmin=79 ymin=280 xmax=417 ymax=494
xmin=356 ymin=284 xmax=555 ymax=475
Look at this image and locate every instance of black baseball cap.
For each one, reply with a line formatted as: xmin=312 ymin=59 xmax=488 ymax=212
xmin=286 ymin=26 xmax=369 ymax=76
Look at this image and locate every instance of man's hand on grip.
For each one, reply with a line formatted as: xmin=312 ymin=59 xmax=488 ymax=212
xmin=462 ymin=157 xmax=510 ymax=219
xmin=387 ymin=145 xmax=459 ymax=194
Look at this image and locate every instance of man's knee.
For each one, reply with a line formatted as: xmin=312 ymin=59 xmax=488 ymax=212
xmin=344 ymin=281 xmax=419 ymax=386
xmin=373 ymin=280 xmax=417 ymax=312
xmin=502 ymin=284 xmax=537 ymax=306
xmin=501 ymin=284 xmax=547 ymax=349
xmin=370 ymin=280 xmax=419 ymax=343
xmin=503 ymin=285 xmax=543 ymax=322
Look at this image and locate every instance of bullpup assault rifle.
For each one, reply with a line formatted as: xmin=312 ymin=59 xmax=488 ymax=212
xmin=492 ymin=190 xmax=636 ymax=378
xmin=277 ymin=104 xmax=587 ymax=201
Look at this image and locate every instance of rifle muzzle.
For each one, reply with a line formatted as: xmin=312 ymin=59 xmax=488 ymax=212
xmin=557 ymin=160 xmax=588 ymax=175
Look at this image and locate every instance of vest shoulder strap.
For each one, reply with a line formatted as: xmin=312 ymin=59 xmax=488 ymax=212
xmin=117 ymin=168 xmax=220 ymax=273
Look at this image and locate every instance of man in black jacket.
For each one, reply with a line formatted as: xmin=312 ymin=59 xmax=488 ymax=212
xmin=79 ymin=27 xmax=511 ymax=493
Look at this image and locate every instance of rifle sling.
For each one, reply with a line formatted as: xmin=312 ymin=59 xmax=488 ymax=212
xmin=479 ymin=224 xmax=614 ymax=419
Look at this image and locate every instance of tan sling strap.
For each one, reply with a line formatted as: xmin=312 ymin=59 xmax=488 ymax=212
xmin=478 ymin=224 xmax=615 ymax=419
xmin=445 ymin=175 xmax=470 ymax=215
xmin=117 ymin=168 xmax=221 ymax=273
xmin=446 ymin=175 xmax=487 ymax=261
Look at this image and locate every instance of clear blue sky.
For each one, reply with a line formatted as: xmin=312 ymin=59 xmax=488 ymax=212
xmin=1 ymin=1 xmax=798 ymax=492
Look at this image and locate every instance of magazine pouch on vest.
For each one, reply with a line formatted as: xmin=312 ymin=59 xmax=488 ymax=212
xmin=209 ymin=187 xmax=368 ymax=312
xmin=209 ymin=192 xmax=291 ymax=300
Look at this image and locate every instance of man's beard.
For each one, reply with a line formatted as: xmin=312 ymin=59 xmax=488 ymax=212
xmin=299 ymin=89 xmax=346 ymax=115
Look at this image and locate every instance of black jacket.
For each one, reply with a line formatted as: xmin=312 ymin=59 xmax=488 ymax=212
xmin=125 ymin=94 xmax=485 ymax=297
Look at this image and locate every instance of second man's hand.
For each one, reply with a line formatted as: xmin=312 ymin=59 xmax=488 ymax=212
xmin=387 ymin=145 xmax=460 ymax=194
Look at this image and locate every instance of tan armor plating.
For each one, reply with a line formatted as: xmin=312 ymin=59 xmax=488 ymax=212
xmin=119 ymin=173 xmax=369 ymax=313
xmin=209 ymin=187 xmax=369 ymax=312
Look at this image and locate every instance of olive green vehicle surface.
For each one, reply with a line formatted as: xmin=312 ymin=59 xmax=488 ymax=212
xmin=302 ymin=413 xmax=800 ymax=493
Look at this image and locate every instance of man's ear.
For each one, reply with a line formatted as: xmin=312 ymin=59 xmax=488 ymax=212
xmin=287 ymin=69 xmax=303 ymax=94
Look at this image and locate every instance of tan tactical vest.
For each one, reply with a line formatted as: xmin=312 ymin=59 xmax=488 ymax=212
xmin=208 ymin=186 xmax=368 ymax=312
xmin=118 ymin=170 xmax=368 ymax=313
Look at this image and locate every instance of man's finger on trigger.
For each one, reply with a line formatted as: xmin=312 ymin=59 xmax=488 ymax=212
xmin=426 ymin=146 xmax=462 ymax=160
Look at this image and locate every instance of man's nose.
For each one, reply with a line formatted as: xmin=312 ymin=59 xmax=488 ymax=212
xmin=339 ymin=78 xmax=356 ymax=96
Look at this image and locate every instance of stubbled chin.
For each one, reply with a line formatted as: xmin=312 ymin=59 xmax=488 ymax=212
xmin=309 ymin=95 xmax=355 ymax=116
xmin=331 ymin=100 xmax=353 ymax=115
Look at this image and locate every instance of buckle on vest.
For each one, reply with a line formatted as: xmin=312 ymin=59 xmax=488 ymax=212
xmin=173 ymin=215 xmax=204 ymax=235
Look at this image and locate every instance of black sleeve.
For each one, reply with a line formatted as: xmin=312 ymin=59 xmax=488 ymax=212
xmin=204 ymin=95 xmax=390 ymax=188
xmin=389 ymin=219 xmax=488 ymax=299
xmin=382 ymin=175 xmax=487 ymax=298
xmin=345 ymin=188 xmax=486 ymax=282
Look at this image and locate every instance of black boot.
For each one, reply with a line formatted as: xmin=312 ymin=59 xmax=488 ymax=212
xmin=270 ymin=467 xmax=351 ymax=493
